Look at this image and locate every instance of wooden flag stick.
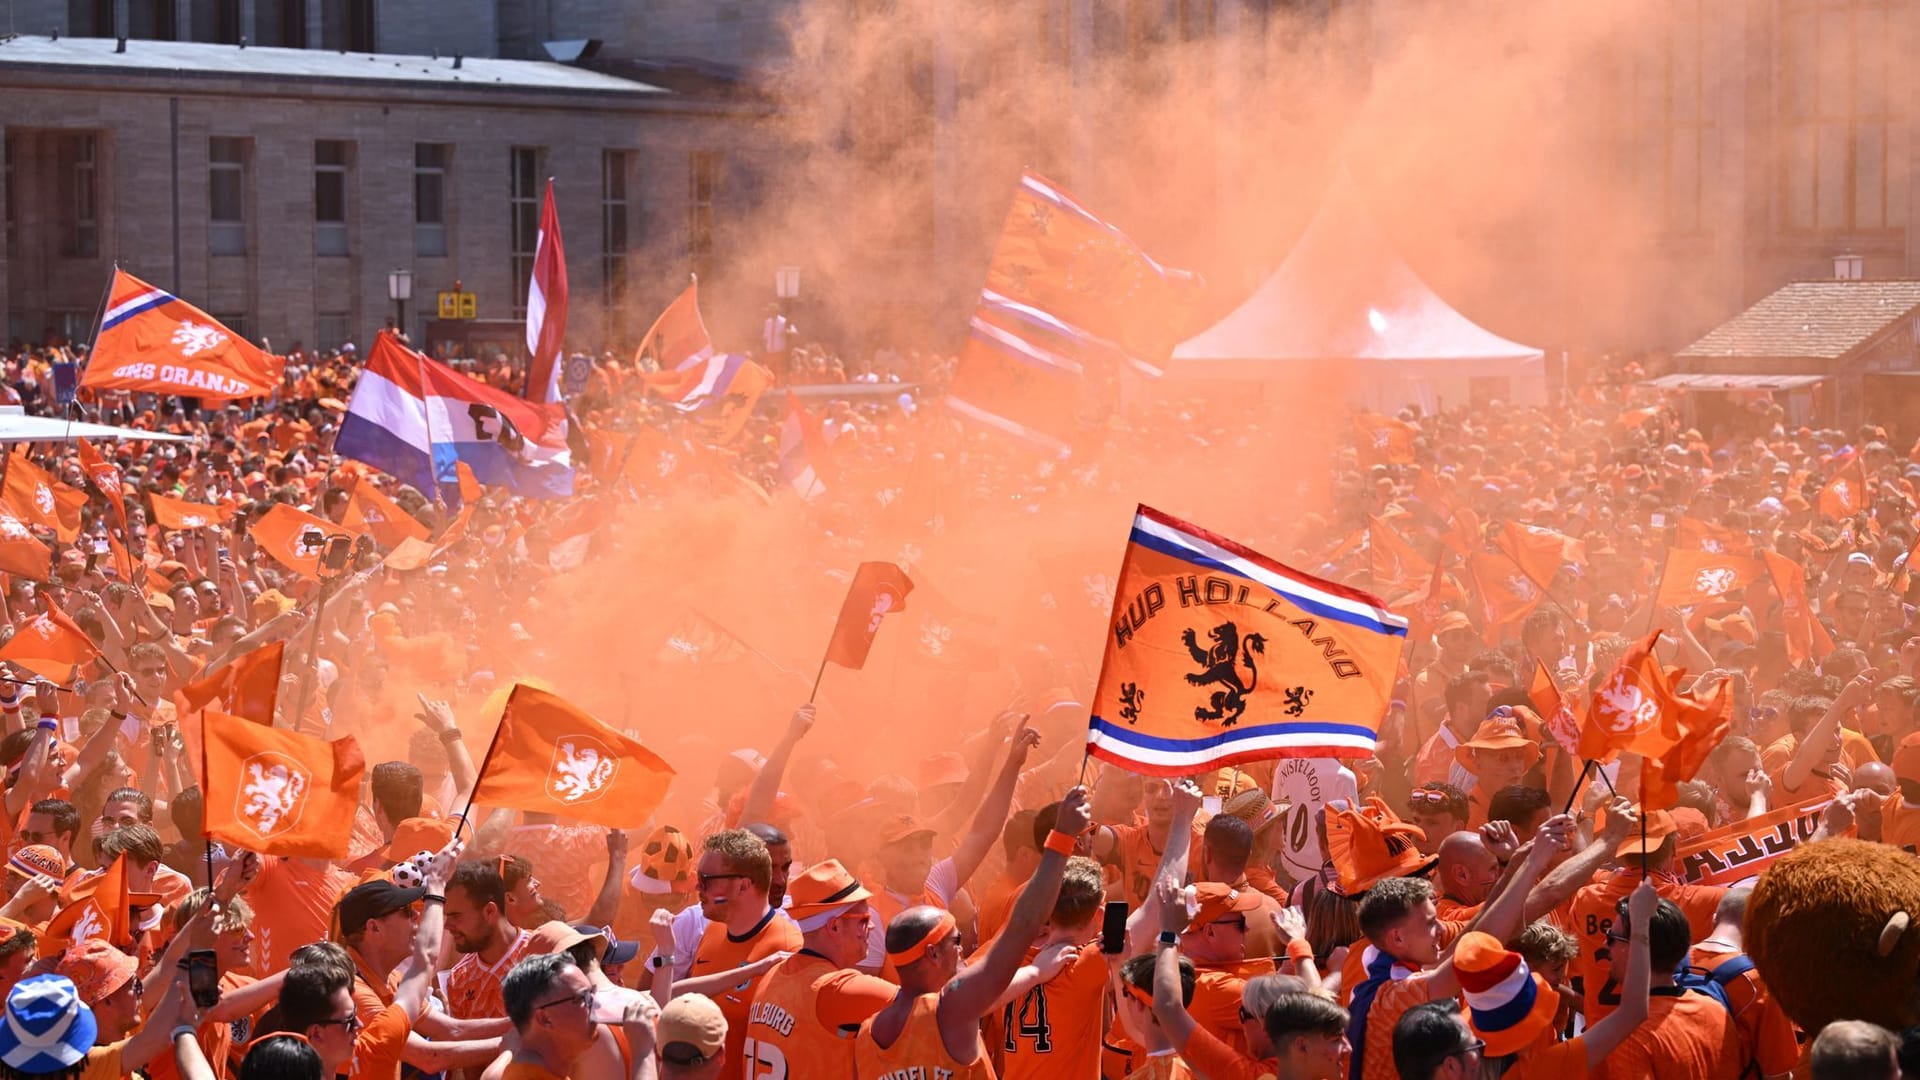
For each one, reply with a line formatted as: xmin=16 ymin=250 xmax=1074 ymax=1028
xmin=1563 ymin=758 xmax=1594 ymax=815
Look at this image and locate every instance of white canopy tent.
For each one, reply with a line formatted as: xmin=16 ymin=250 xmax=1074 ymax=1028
xmin=0 ymin=408 xmax=193 ymax=443
xmin=1171 ymin=175 xmax=1546 ymax=412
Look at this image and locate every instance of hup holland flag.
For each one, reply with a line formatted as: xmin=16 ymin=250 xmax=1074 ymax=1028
xmin=1087 ymin=506 xmax=1407 ymax=774
xmin=336 ymin=331 xmax=573 ymax=499
xmin=524 ymin=179 xmax=569 ymax=403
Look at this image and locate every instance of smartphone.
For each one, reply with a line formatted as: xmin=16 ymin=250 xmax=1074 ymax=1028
xmin=186 ymin=949 xmax=220 ymax=1008
xmin=1650 ymin=512 xmax=1667 ymax=528
xmin=1099 ymin=900 xmax=1129 ymax=955
xmin=322 ymin=535 xmax=352 ymax=572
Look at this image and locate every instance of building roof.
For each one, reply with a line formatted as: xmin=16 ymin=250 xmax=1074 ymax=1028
xmin=1675 ymin=280 xmax=1920 ymax=362
xmin=0 ymin=35 xmax=666 ymax=96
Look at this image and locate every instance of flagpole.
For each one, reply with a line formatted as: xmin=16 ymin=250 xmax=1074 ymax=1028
xmin=1496 ymin=548 xmax=1582 ymax=630
xmin=1562 ymin=758 xmax=1593 ymax=815
xmin=806 ymin=655 xmax=829 ymax=705
xmin=199 ymin=707 xmax=215 ymax=891
xmin=453 ymin=696 xmax=512 ymax=839
xmin=1643 ymin=551 xmax=1672 ymax=636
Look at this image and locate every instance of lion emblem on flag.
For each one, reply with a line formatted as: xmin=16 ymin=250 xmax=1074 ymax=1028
xmin=69 ymin=903 xmax=105 ymax=946
xmin=0 ymin=517 xmax=28 ymax=541
xmin=548 ymin=736 xmax=618 ymax=804
xmin=171 ymin=321 xmax=228 ymax=357
xmin=1694 ymin=567 xmax=1738 ymax=596
xmin=179 ymin=513 xmax=207 ymax=528
xmin=1597 ymin=672 xmax=1661 ymax=735
xmin=239 ymin=753 xmax=310 ymax=836
xmin=31 ymin=485 xmax=52 ymax=515
xmin=1509 ymin=575 xmax=1536 ymax=600
xmin=1184 ymin=622 xmax=1265 ymax=727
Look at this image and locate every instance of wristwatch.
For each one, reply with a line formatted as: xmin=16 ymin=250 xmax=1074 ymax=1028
xmin=1157 ymin=931 xmax=1179 ymax=948
xmin=651 ymin=953 xmax=677 ymax=969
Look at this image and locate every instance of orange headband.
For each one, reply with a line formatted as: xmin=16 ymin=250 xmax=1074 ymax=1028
xmin=886 ymin=912 xmax=957 ymax=967
xmin=1123 ymin=982 xmax=1155 ymax=1010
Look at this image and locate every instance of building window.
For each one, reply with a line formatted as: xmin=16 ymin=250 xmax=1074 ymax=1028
xmin=1778 ymin=0 xmax=1899 ymax=233
xmin=602 ymin=150 xmax=631 ymax=309
xmin=69 ymin=0 xmax=113 ymax=36
xmin=321 ymin=0 xmax=376 ymax=52
xmin=127 ymin=0 xmax=178 ymax=40
xmin=209 ymin=136 xmax=247 ymax=256
xmin=509 ymin=147 xmax=542 ymax=318
xmin=414 ymin=143 xmax=449 ymax=257
xmin=4 ymin=134 xmax=16 ymax=259
xmin=314 ymin=140 xmax=349 ymax=257
xmin=68 ymin=134 xmax=98 ymax=258
xmin=315 ymin=312 xmax=351 ymax=353
xmin=255 ymin=0 xmax=307 ymax=47
xmin=689 ymin=151 xmax=721 ymax=281
xmin=212 ymin=313 xmax=249 ymax=341
xmin=1626 ymin=0 xmax=1709 ymax=235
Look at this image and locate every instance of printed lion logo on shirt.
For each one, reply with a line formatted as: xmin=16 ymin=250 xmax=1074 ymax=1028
xmin=548 ymin=735 xmax=619 ymax=804
xmin=237 ymin=751 xmax=311 ymax=837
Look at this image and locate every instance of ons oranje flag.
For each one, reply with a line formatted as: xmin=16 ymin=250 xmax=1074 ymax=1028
xmin=342 ymin=477 xmax=429 ymax=549
xmin=0 ymin=601 xmax=98 ymax=681
xmin=0 ymin=502 xmax=52 ymax=582
xmin=248 ymin=504 xmax=362 ymax=581
xmin=1819 ymin=455 xmax=1867 ymax=519
xmin=199 ymin=709 xmax=365 ymax=858
xmin=1086 ymin=506 xmax=1407 ymax=775
xmin=83 ymin=269 xmax=283 ymax=399
xmin=824 ymin=562 xmax=914 ymax=670
xmin=76 ymin=438 xmax=127 ymax=533
xmin=2 ymin=452 xmax=86 ymax=544
xmin=39 ymin=854 xmax=147 ymax=957
xmin=1354 ymin=413 xmax=1417 ymax=465
xmin=1653 ymin=548 xmax=1767 ymax=608
xmin=470 ymin=684 xmax=675 ymax=829
xmin=1763 ymin=549 xmax=1832 ymax=667
xmin=148 ymin=492 xmax=231 ymax=531
xmin=180 ymin=640 xmax=283 ymax=725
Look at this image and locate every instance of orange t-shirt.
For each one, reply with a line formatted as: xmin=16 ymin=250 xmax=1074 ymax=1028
xmin=249 ymin=855 xmax=353 ymax=975
xmin=1179 ymin=1024 xmax=1271 ymax=1080
xmin=1358 ymin=971 xmax=1437 ymax=1080
xmin=1589 ymin=990 xmax=1742 ymax=1080
xmin=856 ymin=992 xmax=993 ymax=1080
xmin=1687 ymin=945 xmax=1800 ymax=1079
xmin=1883 ymin=796 xmax=1920 ymax=854
xmin=746 ymin=950 xmax=895 ymax=1079
xmin=1569 ymin=871 xmax=1726 ymax=1023
xmin=975 ymin=872 xmax=1022 ymax=945
xmin=504 ymin=823 xmax=608 ymax=921
xmin=997 ymin=944 xmax=1107 ymax=1080
xmin=145 ymin=972 xmax=256 ymax=1080
xmin=691 ymin=907 xmax=805 ymax=1073
xmin=1504 ymin=1034 xmax=1588 ymax=1080
xmin=348 ymin=1004 xmax=412 ymax=1080
xmin=1188 ymin=958 xmax=1276 ymax=1056
xmin=446 ymin=927 xmax=536 ymax=1020
xmin=1107 ymin=824 xmax=1166 ymax=910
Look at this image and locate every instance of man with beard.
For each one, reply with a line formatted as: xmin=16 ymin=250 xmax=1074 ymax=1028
xmin=444 ymin=861 xmax=536 ymax=1021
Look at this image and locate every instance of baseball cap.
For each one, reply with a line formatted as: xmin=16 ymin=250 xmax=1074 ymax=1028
xmin=1892 ymin=733 xmax=1920 ymax=784
xmin=52 ymin=941 xmax=136 ymax=1006
xmin=0 ymin=975 xmax=97 ymax=1073
xmin=658 ymin=993 xmax=727 ymax=1066
xmin=571 ymin=924 xmax=639 ymax=967
xmin=877 ymin=815 xmax=936 ymax=848
xmin=336 ymin=880 xmax=426 ymax=936
xmin=1184 ymin=883 xmax=1263 ymax=933
xmin=1614 ymin=809 xmax=1679 ymax=860
xmin=917 ymin=752 xmax=968 ymax=790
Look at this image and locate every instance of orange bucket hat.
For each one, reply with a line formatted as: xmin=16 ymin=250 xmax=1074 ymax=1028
xmin=1454 ymin=717 xmax=1541 ymax=773
xmin=1326 ymin=797 xmax=1437 ymax=896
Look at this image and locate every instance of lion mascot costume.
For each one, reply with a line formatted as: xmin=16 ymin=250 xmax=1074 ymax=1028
xmin=1747 ymin=838 xmax=1920 ymax=1031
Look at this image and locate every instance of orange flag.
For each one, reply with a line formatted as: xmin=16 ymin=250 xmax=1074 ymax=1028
xmin=1762 ymin=549 xmax=1833 ymax=667
xmin=1527 ymin=659 xmax=1581 ymax=754
xmin=1579 ymin=631 xmax=1730 ymax=765
xmin=0 ymin=502 xmax=52 ymax=581
xmin=104 ymin=532 xmax=139 ymax=589
xmin=83 ymin=269 xmax=283 ymax=399
xmin=342 ymin=477 xmax=429 ymax=550
xmin=199 ymin=709 xmax=365 ymax=858
xmin=1354 ymin=413 xmax=1417 ymax=465
xmin=148 ymin=492 xmax=232 ymax=531
xmin=470 ymin=684 xmax=675 ymax=829
xmin=39 ymin=854 xmax=144 ymax=957
xmin=2 ymin=452 xmax=87 ymax=544
xmin=1639 ymin=674 xmax=1734 ymax=812
xmin=1468 ymin=551 xmax=1542 ymax=636
xmin=0 ymin=601 xmax=98 ymax=681
xmin=76 ymin=438 xmax=128 ymax=533
xmin=1368 ymin=517 xmax=1433 ymax=601
xmin=435 ymin=502 xmax=476 ymax=554
xmin=1494 ymin=522 xmax=1585 ymax=589
xmin=1653 ymin=549 xmax=1767 ymax=608
xmin=180 ymin=641 xmax=283 ymax=725
xmin=248 ymin=504 xmax=362 ymax=581
xmin=455 ymin=462 xmax=483 ymax=504
xmin=632 ymin=281 xmax=715 ymax=372
xmin=1819 ymin=456 xmax=1867 ymax=519
xmin=825 ymin=562 xmax=914 ymax=670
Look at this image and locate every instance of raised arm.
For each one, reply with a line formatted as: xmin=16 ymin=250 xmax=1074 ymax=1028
xmin=1126 ymin=780 xmax=1202 ymax=956
xmin=1522 ymin=799 xmax=1635 ymax=922
xmin=1148 ymin=880 xmax=1200 ymax=1050
xmin=415 ymin=695 xmax=477 ymax=802
xmin=395 ymin=837 xmax=464 ymax=1021
xmin=1430 ymin=814 xmax=1571 ymax=999
xmin=738 ymin=704 xmax=812 ymax=828
xmin=946 ymin=718 xmax=1042 ymax=894
xmin=1786 ymin=673 xmax=1871 ymax=793
xmin=938 ymin=784 xmax=1086 ymax=1042
xmin=583 ymin=829 xmax=630 ymax=928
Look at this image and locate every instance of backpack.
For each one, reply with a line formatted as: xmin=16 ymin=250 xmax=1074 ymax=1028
xmin=1673 ymin=953 xmax=1755 ymax=1013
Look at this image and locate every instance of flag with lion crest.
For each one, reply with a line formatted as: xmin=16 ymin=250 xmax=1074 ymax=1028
xmin=1086 ymin=506 xmax=1406 ymax=776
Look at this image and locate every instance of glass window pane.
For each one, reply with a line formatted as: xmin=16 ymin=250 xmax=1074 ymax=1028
xmin=415 ymin=173 xmax=444 ymax=225
xmin=315 ymin=140 xmax=347 ymax=167
xmin=211 ymin=170 xmax=243 ymax=222
xmin=210 ymin=137 xmax=243 ymax=164
xmin=415 ymin=143 xmax=447 ymax=169
xmin=315 ymin=171 xmax=346 ymax=223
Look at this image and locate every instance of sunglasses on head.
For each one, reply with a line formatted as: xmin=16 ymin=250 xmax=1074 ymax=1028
xmin=1408 ymin=790 xmax=1455 ymax=808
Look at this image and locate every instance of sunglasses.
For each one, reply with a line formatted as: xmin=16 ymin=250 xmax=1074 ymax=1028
xmin=315 ymin=1011 xmax=362 ymax=1035
xmin=1407 ymin=790 xmax=1456 ymax=808
xmin=536 ymin=989 xmax=593 ymax=1014
xmin=1450 ymin=1039 xmax=1486 ymax=1059
xmin=1604 ymin=929 xmax=1630 ymax=946
xmin=696 ymin=873 xmax=749 ymax=891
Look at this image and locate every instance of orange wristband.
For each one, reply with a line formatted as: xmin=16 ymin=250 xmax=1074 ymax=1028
xmin=1286 ymin=939 xmax=1315 ymax=965
xmin=1044 ymin=830 xmax=1078 ymax=856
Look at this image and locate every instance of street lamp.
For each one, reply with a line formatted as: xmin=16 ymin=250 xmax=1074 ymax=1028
xmin=388 ymin=269 xmax=414 ymax=335
xmin=774 ymin=265 xmax=800 ymax=316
